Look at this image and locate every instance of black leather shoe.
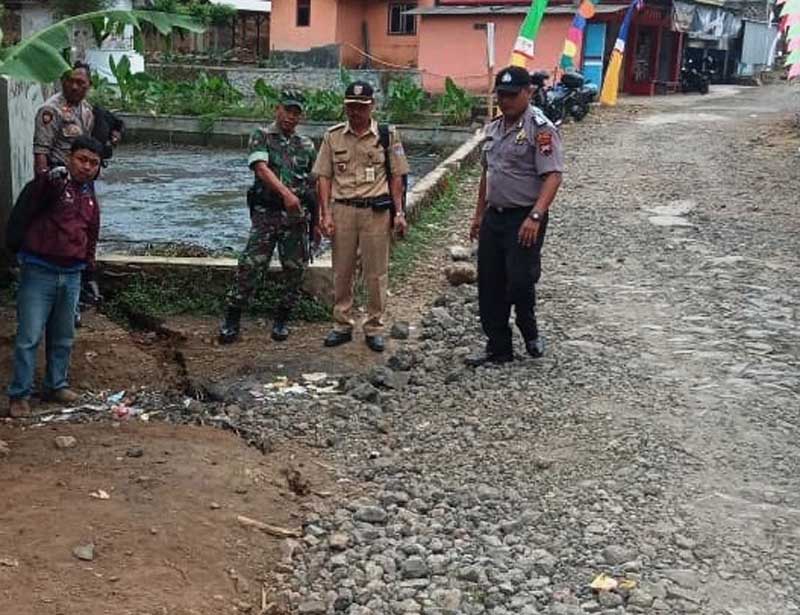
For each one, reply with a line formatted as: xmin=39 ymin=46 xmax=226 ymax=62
xmin=271 ymin=321 xmax=289 ymax=341
xmin=365 ymin=335 xmax=385 ymax=352
xmin=324 ymin=330 xmax=353 ymax=347
xmin=464 ymin=350 xmax=513 ymax=367
xmin=219 ymin=306 xmax=241 ymax=344
xmin=525 ymin=337 xmax=545 ymax=358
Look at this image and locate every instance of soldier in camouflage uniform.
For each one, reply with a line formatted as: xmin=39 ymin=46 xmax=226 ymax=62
xmin=219 ymin=91 xmax=317 ymax=344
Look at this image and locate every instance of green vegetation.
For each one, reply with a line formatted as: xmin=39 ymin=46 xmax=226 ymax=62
xmin=90 ymin=67 xmax=478 ymax=126
xmin=385 ymin=77 xmax=426 ymax=124
xmin=389 ymin=167 xmax=475 ymax=286
xmin=0 ymin=9 xmax=204 ymax=83
xmin=104 ymin=271 xmax=330 ymax=324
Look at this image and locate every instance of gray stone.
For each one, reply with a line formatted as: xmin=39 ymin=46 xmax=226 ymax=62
xmin=390 ymin=321 xmax=411 ymax=340
xmin=432 ymin=588 xmax=462 ymax=610
xmin=597 ymin=591 xmax=623 ymax=608
xmin=663 ymin=569 xmax=700 ymax=590
xmin=666 ymin=584 xmax=702 ymax=604
xmin=530 ymin=549 xmax=557 ymax=575
xmin=297 ymin=601 xmax=327 ymax=614
xmin=0 ymin=440 xmax=9 ymax=457
xmin=458 ymin=566 xmax=481 ymax=582
xmin=72 ymin=543 xmax=94 ymax=561
xmin=601 ymin=544 xmax=637 ymax=565
xmin=449 ymin=245 xmax=473 ymax=261
xmin=354 ymin=506 xmax=389 ymax=524
xmin=628 ymin=589 xmax=654 ymax=608
xmin=351 ymin=383 xmax=381 ymax=403
xmin=401 ymin=556 xmax=429 ymax=579
xmin=445 ymin=262 xmax=477 ymax=286
xmin=329 ymin=532 xmax=350 ymax=551
xmin=54 ymin=436 xmax=77 ymax=450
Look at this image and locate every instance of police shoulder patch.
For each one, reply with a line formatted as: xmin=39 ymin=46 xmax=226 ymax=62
xmin=531 ymin=106 xmax=550 ymax=127
xmin=41 ymin=110 xmax=54 ymax=125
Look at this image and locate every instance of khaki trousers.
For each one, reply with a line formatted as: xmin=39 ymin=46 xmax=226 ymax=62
xmin=332 ymin=203 xmax=391 ymax=336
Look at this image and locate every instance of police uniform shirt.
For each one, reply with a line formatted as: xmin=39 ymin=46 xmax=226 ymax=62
xmin=34 ymin=93 xmax=95 ymax=167
xmin=313 ymin=120 xmax=410 ymax=200
xmin=481 ymin=105 xmax=564 ymax=208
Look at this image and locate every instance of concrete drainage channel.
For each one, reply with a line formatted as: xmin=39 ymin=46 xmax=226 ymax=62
xmin=96 ymin=124 xmax=484 ymax=304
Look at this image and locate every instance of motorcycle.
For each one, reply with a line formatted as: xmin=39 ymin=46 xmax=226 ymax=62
xmin=530 ymin=70 xmax=598 ymax=124
xmin=680 ymin=57 xmax=712 ymax=95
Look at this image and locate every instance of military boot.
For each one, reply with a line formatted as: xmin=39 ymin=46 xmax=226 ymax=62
xmin=219 ymin=306 xmax=241 ymax=344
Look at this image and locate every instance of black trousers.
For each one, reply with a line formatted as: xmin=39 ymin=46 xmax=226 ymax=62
xmin=477 ymin=207 xmax=549 ymax=355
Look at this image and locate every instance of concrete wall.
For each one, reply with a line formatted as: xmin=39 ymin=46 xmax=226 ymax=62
xmin=417 ymin=14 xmax=575 ymax=93
xmin=0 ymin=78 xmax=50 ymax=267
xmin=117 ymin=113 xmax=476 ymax=147
xmin=149 ymin=63 xmax=421 ymax=99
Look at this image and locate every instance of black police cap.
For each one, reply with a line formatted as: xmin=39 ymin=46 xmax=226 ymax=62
xmin=344 ymin=81 xmax=374 ymax=103
xmin=494 ymin=66 xmax=531 ymax=92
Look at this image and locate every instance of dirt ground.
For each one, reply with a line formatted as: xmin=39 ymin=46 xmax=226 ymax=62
xmin=0 ymin=421 xmax=336 ymax=615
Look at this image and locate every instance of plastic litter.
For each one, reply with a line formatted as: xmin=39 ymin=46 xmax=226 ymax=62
xmin=590 ymin=573 xmax=618 ymax=592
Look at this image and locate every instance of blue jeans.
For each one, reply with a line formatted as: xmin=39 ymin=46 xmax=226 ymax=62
xmin=8 ymin=263 xmax=81 ymax=400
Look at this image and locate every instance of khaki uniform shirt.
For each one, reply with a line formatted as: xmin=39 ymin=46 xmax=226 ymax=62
xmin=313 ymin=120 xmax=410 ymax=200
xmin=34 ymin=93 xmax=95 ymax=167
xmin=481 ymin=105 xmax=564 ymax=208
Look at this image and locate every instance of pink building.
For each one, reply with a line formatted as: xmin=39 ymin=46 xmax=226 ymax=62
xmin=270 ymin=0 xmax=435 ymax=68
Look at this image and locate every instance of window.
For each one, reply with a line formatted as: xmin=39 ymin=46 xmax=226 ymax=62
xmin=388 ymin=2 xmax=417 ymax=36
xmin=297 ymin=0 xmax=311 ymax=27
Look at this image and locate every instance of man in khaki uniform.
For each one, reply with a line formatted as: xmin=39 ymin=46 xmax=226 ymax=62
xmin=314 ymin=81 xmax=409 ymax=352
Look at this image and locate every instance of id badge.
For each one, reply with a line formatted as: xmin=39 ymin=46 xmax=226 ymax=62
xmin=365 ymin=166 xmax=375 ymax=182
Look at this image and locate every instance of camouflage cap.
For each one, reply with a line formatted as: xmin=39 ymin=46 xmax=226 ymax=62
xmin=280 ymin=89 xmax=306 ymax=112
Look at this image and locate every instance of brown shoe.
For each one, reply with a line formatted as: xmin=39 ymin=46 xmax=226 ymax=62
xmin=9 ymin=398 xmax=32 ymax=419
xmin=43 ymin=388 xmax=80 ymax=404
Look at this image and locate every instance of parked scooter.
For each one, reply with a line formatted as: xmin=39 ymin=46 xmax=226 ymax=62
xmin=530 ymin=70 xmax=598 ymax=124
xmin=680 ymin=56 xmax=712 ymax=95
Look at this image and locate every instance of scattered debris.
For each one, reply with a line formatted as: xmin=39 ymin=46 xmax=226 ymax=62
xmin=236 ymin=515 xmax=302 ymax=538
xmin=53 ymin=436 xmax=77 ymax=450
xmin=0 ymin=440 xmax=10 ymax=458
xmin=590 ymin=573 xmax=619 ymax=592
xmin=72 ymin=543 xmax=95 ymax=562
xmin=126 ymin=447 xmax=145 ymax=458
xmin=89 ymin=489 xmax=111 ymax=500
xmin=282 ymin=466 xmax=311 ymax=497
xmin=0 ymin=557 xmax=19 ymax=567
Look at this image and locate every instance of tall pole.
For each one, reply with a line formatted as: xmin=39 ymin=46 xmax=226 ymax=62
xmin=486 ymin=22 xmax=496 ymax=121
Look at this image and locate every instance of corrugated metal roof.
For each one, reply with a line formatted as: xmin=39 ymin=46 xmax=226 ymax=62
xmin=406 ymin=4 xmax=627 ymax=15
xmin=209 ymin=0 xmax=271 ymax=12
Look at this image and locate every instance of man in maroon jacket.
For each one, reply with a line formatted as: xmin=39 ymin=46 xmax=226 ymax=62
xmin=5 ymin=136 xmax=103 ymax=418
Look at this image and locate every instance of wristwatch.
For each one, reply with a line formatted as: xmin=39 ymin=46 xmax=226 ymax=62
xmin=529 ymin=210 xmax=543 ymax=222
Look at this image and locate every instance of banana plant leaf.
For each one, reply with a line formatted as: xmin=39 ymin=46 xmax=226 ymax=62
xmin=0 ymin=10 xmax=205 ymax=83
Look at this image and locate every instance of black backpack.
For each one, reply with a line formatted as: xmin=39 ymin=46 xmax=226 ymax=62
xmin=378 ymin=124 xmax=408 ymax=221
xmin=4 ymin=178 xmax=46 ymax=254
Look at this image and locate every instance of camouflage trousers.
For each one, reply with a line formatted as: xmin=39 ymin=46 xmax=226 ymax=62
xmin=226 ymin=211 xmax=308 ymax=319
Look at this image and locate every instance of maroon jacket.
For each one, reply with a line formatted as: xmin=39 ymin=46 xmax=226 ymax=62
xmin=21 ymin=172 xmax=100 ymax=271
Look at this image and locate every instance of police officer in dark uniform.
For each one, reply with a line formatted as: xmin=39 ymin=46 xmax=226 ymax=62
xmin=466 ymin=66 xmax=564 ymax=366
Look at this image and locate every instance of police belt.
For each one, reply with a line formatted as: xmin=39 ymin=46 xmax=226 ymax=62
xmin=335 ymin=196 xmax=390 ymax=209
xmin=488 ymin=204 xmax=534 ymax=214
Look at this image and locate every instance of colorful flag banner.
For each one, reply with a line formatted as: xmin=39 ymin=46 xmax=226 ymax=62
xmin=599 ymin=0 xmax=642 ymax=105
xmin=782 ymin=0 xmax=800 ymax=79
xmin=560 ymin=0 xmax=601 ymax=69
xmin=510 ymin=0 xmax=550 ymax=67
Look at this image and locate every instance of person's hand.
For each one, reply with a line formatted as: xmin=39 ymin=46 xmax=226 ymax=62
xmin=321 ymin=213 xmax=335 ymax=238
xmin=312 ymin=224 xmax=323 ymax=246
xmin=394 ymin=213 xmax=408 ymax=239
xmin=48 ymin=166 xmax=68 ymax=181
xmin=518 ymin=217 xmax=540 ymax=248
xmin=110 ymin=129 xmax=122 ymax=145
xmin=283 ymin=191 xmax=302 ymax=215
xmin=469 ymin=215 xmax=482 ymax=242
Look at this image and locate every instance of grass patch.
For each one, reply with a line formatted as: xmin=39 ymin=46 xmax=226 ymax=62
xmin=104 ymin=270 xmax=330 ymax=326
xmin=389 ymin=166 xmax=475 ymax=287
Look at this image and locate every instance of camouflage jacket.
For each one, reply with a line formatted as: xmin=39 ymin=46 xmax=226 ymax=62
xmin=247 ymin=123 xmax=316 ymax=215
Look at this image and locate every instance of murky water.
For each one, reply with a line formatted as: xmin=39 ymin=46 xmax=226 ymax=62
xmin=96 ymin=143 xmax=447 ymax=253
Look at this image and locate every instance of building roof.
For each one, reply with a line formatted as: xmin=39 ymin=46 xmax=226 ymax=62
xmin=209 ymin=0 xmax=271 ymax=12
xmin=406 ymin=4 xmax=628 ymax=15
